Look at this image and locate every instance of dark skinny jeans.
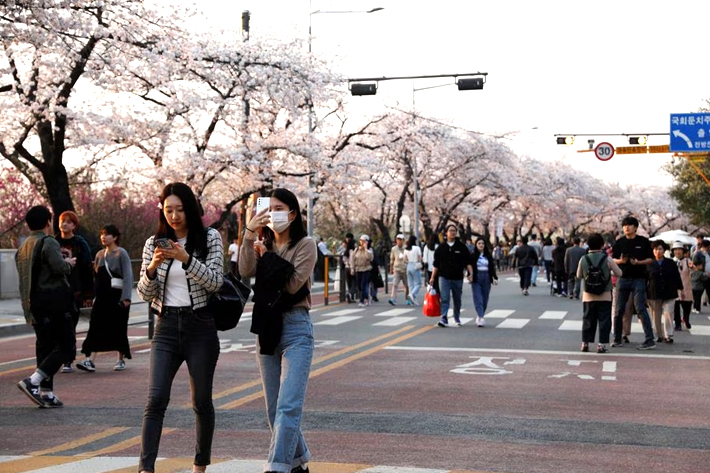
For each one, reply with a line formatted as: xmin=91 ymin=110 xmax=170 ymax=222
xmin=33 ymin=310 xmax=75 ymax=391
xmin=139 ymin=307 xmax=220 ymax=472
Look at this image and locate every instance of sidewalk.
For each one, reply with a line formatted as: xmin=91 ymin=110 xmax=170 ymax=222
xmin=0 ymin=280 xmax=330 ymax=338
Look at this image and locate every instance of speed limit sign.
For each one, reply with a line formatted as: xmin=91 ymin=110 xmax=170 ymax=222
xmin=594 ymin=142 xmax=615 ymax=161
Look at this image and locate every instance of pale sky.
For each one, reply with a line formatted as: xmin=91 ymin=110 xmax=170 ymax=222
xmin=197 ymin=0 xmax=710 ymax=188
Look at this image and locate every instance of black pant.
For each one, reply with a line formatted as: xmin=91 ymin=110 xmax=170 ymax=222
xmin=518 ymin=267 xmax=532 ymax=289
xmin=582 ymin=301 xmax=612 ymax=343
xmin=553 ymin=271 xmax=567 ymax=294
xmin=674 ymin=300 xmax=692 ymax=327
xmin=692 ymin=289 xmax=704 ymax=312
xmin=33 ymin=310 xmax=75 ymax=391
xmin=139 ymin=307 xmax=220 ymax=472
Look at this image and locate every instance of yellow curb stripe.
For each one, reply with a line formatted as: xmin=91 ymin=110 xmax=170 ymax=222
xmin=310 ymin=461 xmax=373 ymax=473
xmin=0 ymin=455 xmax=77 ymax=473
xmin=28 ymin=427 xmax=130 ymax=456
xmin=219 ymin=325 xmax=433 ymax=409
xmin=73 ymin=428 xmax=176 ymax=458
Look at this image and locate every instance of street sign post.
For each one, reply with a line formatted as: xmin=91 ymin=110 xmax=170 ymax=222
xmin=594 ymin=142 xmax=614 ymax=161
xmin=670 ymin=113 xmax=710 ymax=152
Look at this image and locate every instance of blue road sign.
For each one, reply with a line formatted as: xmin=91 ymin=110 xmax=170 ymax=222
xmin=670 ymin=113 xmax=710 ymax=152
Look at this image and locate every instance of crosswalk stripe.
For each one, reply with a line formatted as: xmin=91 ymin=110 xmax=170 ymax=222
xmin=373 ymin=317 xmax=418 ymax=326
xmin=323 ymin=309 xmax=366 ymax=316
xmin=539 ymin=311 xmax=567 ymax=319
xmin=495 ymin=318 xmax=530 ymax=329
xmin=374 ymin=308 xmax=416 ymax=317
xmin=484 ymin=309 xmax=514 ymax=318
xmin=314 ymin=316 xmax=363 ymax=325
xmin=690 ymin=325 xmax=710 ymax=336
xmin=558 ymin=320 xmax=582 ymax=331
xmin=0 ymin=457 xmax=498 ymax=473
xmin=446 ymin=308 xmax=466 ymax=317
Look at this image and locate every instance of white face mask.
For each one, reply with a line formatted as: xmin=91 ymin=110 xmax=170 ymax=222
xmin=268 ymin=210 xmax=292 ymax=233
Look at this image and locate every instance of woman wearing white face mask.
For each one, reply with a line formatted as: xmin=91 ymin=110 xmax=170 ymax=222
xmin=239 ymin=188 xmax=318 ymax=473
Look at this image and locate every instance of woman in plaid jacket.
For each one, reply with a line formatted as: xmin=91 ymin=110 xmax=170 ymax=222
xmin=137 ymin=182 xmax=224 ymax=473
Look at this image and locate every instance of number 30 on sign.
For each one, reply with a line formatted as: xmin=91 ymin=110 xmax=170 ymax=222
xmin=594 ymin=142 xmax=615 ymax=161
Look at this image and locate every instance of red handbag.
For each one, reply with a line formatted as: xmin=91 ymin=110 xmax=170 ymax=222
xmin=422 ymin=286 xmax=441 ymax=317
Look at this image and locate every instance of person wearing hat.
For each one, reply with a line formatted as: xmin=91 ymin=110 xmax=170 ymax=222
xmin=647 ymin=240 xmax=683 ymax=344
xmin=388 ymin=234 xmax=409 ymax=305
xmin=672 ymin=241 xmax=693 ymax=330
xmin=350 ymin=235 xmax=374 ymax=307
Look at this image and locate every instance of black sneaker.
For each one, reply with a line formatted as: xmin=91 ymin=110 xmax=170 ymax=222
xmin=40 ymin=394 xmax=64 ymax=408
xmin=637 ymin=341 xmax=657 ymax=350
xmin=17 ymin=378 xmax=45 ymax=407
xmin=664 ymin=337 xmax=674 ymax=344
xmin=611 ymin=340 xmax=623 ymax=347
xmin=597 ymin=344 xmax=609 ymax=354
xmin=581 ymin=343 xmax=589 ymax=352
xmin=437 ymin=321 xmax=448 ymax=328
xmin=290 ymin=466 xmax=309 ymax=473
xmin=656 ymin=337 xmax=663 ymax=343
xmin=76 ymin=359 xmax=96 ymax=372
xmin=622 ymin=335 xmax=630 ymax=344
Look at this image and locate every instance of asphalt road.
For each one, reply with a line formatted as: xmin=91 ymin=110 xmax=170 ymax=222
xmin=1 ymin=270 xmax=709 ymax=473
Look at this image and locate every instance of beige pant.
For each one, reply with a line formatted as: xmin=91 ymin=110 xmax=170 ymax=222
xmin=649 ymin=299 xmax=675 ymax=339
xmin=390 ymin=270 xmax=409 ymax=301
xmin=612 ymin=285 xmax=634 ymax=336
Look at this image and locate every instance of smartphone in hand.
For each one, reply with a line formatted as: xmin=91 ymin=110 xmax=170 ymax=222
xmin=256 ymin=197 xmax=270 ymax=215
xmin=155 ymin=238 xmax=172 ymax=249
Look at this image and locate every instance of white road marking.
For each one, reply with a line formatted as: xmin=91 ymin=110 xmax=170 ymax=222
xmin=22 ymin=456 xmax=138 ymax=473
xmin=359 ymin=467 xmax=448 ymax=473
xmin=446 ymin=308 xmax=466 ymax=317
xmin=384 ymin=346 xmax=710 ymax=360
xmin=495 ymin=318 xmax=529 ymax=329
xmin=314 ymin=316 xmax=363 ymax=325
xmin=689 ymin=325 xmax=710 ymax=336
xmin=374 ymin=308 xmax=416 ymax=317
xmin=373 ymin=317 xmax=418 ymax=326
xmin=539 ymin=311 xmax=567 ymax=320
xmin=558 ymin=320 xmax=583 ymax=331
xmin=485 ymin=309 xmax=514 ymax=318
xmin=322 ymin=308 xmax=366 ymax=316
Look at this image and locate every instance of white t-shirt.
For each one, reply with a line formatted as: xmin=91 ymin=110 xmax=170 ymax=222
xmin=228 ymin=242 xmax=239 ymax=263
xmin=405 ymin=246 xmax=422 ymax=265
xmin=164 ymin=237 xmax=191 ymax=307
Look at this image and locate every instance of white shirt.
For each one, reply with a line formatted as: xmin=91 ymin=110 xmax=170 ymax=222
xmin=405 ymin=246 xmax=422 ymax=265
xmin=228 ymin=242 xmax=239 ymax=263
xmin=318 ymin=241 xmax=328 ymax=255
xmin=163 ymin=237 xmax=191 ymax=307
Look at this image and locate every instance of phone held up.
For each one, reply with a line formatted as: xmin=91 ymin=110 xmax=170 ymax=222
xmin=154 ymin=238 xmax=172 ymax=249
xmin=256 ymin=197 xmax=270 ymax=215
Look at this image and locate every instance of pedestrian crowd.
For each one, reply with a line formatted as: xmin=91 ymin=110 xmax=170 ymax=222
xmin=12 ymin=194 xmax=705 ymax=473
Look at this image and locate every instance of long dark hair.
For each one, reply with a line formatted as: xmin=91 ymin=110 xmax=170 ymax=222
xmin=472 ymin=238 xmax=492 ymax=261
xmin=427 ymin=234 xmax=437 ymax=251
xmin=406 ymin=235 xmax=416 ymax=250
xmin=263 ymin=188 xmax=307 ymax=250
xmin=155 ymin=182 xmax=207 ymax=257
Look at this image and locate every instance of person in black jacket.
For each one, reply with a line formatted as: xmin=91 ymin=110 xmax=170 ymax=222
xmin=515 ymin=236 xmax=539 ymax=296
xmin=470 ymin=238 xmax=498 ymax=327
xmin=551 ymin=237 xmax=567 ymax=297
xmin=428 ymin=225 xmax=473 ymax=327
xmin=648 ymin=240 xmax=683 ymax=344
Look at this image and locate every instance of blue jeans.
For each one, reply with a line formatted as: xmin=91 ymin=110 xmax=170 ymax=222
xmin=139 ymin=307 xmax=220 ymax=472
xmin=256 ymin=307 xmax=314 ymax=473
xmin=614 ymin=278 xmax=654 ymax=344
xmin=355 ymin=271 xmax=371 ymax=303
xmin=406 ymin=262 xmax=422 ymax=301
xmin=471 ymin=271 xmax=491 ymax=319
xmin=439 ymin=277 xmax=463 ymax=323
xmin=531 ymin=265 xmax=539 ymax=285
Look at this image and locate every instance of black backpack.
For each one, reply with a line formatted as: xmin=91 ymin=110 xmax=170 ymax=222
xmin=584 ymin=254 xmax=608 ymax=295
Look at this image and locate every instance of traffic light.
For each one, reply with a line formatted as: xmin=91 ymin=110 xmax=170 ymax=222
xmin=556 ymin=136 xmax=574 ymax=145
xmin=350 ymin=83 xmax=377 ymax=96
xmin=457 ymin=77 xmax=484 ymax=90
xmin=629 ymin=136 xmax=647 ymax=145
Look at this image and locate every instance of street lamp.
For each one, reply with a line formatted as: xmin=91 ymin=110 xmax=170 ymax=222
xmin=306 ymin=3 xmax=384 ymax=237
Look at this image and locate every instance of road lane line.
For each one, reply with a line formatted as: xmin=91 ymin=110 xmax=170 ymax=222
xmin=0 ymin=455 xmax=79 ymax=473
xmin=314 ymin=316 xmax=362 ymax=325
xmin=219 ymin=325 xmax=433 ymax=409
xmin=373 ymin=317 xmax=417 ymax=326
xmin=384 ymin=346 xmax=710 ymax=360
xmin=28 ymin=427 xmax=130 ymax=456
xmin=209 ymin=326 xmax=416 ymax=403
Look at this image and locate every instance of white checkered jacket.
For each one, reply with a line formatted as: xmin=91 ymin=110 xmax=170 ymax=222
xmin=137 ymin=228 xmax=224 ymax=314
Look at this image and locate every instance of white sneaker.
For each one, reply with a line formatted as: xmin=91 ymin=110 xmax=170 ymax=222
xmin=407 ymin=294 xmax=418 ymax=306
xmin=357 ymin=302 xmax=365 ymax=307
xmin=476 ymin=317 xmax=486 ymax=327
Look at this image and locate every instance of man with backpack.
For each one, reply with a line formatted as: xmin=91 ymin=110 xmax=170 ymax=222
xmin=577 ymin=233 xmax=622 ymax=353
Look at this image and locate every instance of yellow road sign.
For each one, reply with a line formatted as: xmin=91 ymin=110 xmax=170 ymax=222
xmin=614 ymin=144 xmax=670 ymax=154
